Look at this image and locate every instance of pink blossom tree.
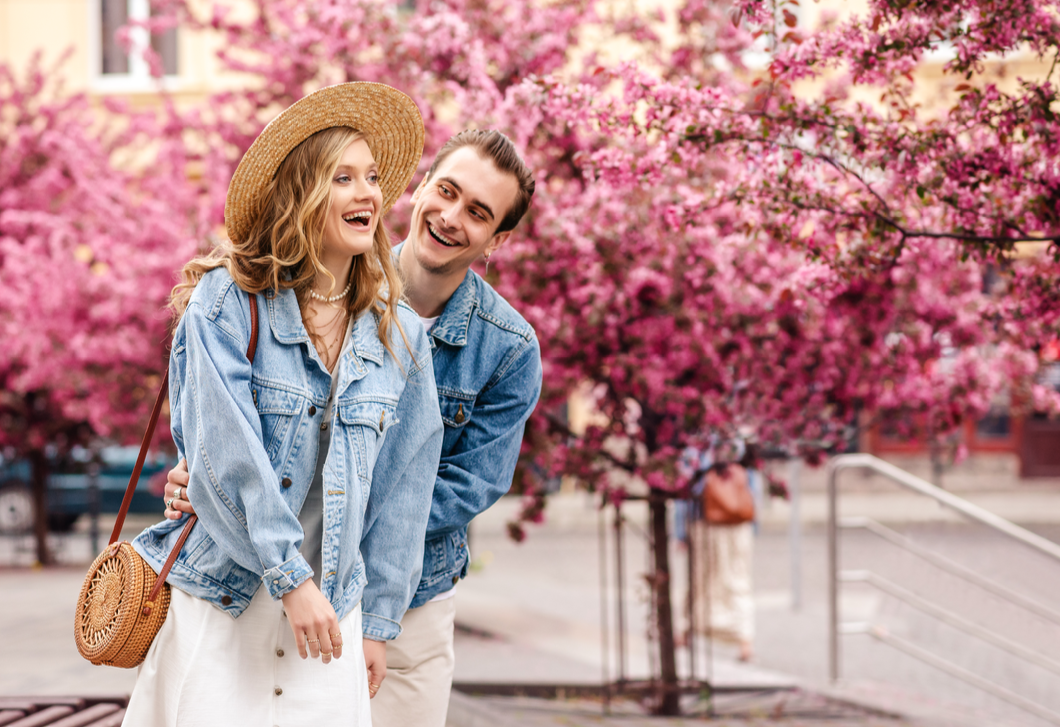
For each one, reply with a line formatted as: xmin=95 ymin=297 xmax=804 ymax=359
xmin=494 ymin=1 xmax=1060 ymax=708
xmin=0 ymin=54 xmax=200 ymax=563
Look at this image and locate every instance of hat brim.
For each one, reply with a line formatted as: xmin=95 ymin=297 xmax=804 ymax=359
xmin=225 ymin=82 xmax=425 ymax=245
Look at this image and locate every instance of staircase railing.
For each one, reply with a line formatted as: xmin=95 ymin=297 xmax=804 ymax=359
xmin=827 ymin=453 xmax=1060 ymax=725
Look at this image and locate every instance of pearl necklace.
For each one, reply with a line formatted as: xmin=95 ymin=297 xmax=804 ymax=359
xmin=308 ymin=281 xmax=352 ymax=303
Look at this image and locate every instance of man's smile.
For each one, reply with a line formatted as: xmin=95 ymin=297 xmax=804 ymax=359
xmin=427 ymin=222 xmax=461 ymax=247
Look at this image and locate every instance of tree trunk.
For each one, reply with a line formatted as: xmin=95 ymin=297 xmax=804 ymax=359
xmin=30 ymin=450 xmax=53 ymax=566
xmin=649 ymin=489 xmax=680 ymax=715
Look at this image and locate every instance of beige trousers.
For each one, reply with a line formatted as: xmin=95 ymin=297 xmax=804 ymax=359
xmin=370 ymin=596 xmax=457 ymax=727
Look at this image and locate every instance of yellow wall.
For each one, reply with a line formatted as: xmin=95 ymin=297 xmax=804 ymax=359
xmin=0 ymin=0 xmax=248 ymax=106
xmin=1 ymin=0 xmax=92 ymax=87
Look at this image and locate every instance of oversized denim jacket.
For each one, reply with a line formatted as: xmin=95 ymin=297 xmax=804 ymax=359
xmin=395 ymin=243 xmax=543 ymax=608
xmin=132 ymin=268 xmax=443 ymax=640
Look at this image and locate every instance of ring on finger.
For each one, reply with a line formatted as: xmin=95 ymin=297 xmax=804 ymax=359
xmin=165 ymin=498 xmax=175 ymax=510
xmin=175 ymin=486 xmax=183 ymax=500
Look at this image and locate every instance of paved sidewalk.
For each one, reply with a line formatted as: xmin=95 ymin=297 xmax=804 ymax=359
xmin=449 ymin=490 xmax=1060 ymax=727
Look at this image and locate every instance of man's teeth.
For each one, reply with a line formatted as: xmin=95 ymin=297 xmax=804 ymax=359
xmin=428 ymin=223 xmax=459 ymax=247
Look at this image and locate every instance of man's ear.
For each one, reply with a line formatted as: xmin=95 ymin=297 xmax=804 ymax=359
xmin=485 ymin=230 xmax=513 ymax=257
xmin=411 ymin=174 xmax=430 ymax=204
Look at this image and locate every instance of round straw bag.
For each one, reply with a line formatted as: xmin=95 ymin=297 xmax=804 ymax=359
xmin=74 ymin=294 xmax=258 ymax=668
xmin=75 ymin=542 xmax=173 ymax=667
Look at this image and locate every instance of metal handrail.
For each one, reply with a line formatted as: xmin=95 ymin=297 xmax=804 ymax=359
xmin=827 ymin=453 xmax=1060 ymax=682
xmin=840 ymin=570 xmax=1060 ymax=677
xmin=826 ymin=455 xmax=1060 ymax=727
xmin=848 ymin=624 xmax=1060 ymax=725
xmin=841 ymin=516 xmax=1060 ymax=627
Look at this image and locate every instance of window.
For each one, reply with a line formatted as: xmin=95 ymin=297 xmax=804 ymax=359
xmin=93 ymin=0 xmax=178 ymax=90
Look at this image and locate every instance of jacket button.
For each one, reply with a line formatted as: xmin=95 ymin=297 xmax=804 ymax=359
xmin=276 ymin=648 xmax=284 ymax=657
xmin=454 ymin=404 xmax=465 ymax=424
xmin=452 ymin=576 xmax=459 ymax=585
xmin=274 ymin=687 xmax=283 ymax=696
xmin=320 ymin=422 xmax=329 ymax=431
xmin=308 ymin=405 xmax=317 ymax=416
xmin=282 ymin=477 xmax=292 ymax=488
xmin=221 ymin=595 xmax=232 ymax=606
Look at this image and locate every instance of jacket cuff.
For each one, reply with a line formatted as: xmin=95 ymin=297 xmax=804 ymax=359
xmin=261 ymin=554 xmax=313 ymax=599
xmin=362 ymin=611 xmax=403 ymax=641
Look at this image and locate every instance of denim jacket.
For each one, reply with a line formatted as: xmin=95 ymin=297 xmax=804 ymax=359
xmin=394 ymin=244 xmax=543 ymax=608
xmin=132 ymin=268 xmax=443 ymax=640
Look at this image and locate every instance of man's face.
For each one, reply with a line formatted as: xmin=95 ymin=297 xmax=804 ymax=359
xmin=406 ymin=146 xmax=520 ymax=277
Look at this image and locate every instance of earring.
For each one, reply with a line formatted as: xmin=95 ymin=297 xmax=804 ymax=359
xmin=484 ymin=251 xmax=492 ymax=275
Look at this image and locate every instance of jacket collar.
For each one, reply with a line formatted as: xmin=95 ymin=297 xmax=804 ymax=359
xmin=265 ymin=285 xmax=384 ymax=366
xmin=265 ymin=286 xmax=309 ymax=345
xmin=394 ymin=241 xmax=477 ymax=348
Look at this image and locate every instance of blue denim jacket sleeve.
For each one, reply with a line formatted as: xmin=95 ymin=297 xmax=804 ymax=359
xmin=426 ymin=335 xmax=542 ymax=537
xmin=360 ymin=317 xmax=444 ymax=640
xmin=175 ymin=296 xmax=312 ymax=600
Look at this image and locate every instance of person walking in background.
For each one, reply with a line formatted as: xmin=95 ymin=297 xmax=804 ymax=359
xmin=680 ymin=443 xmax=759 ymax=662
xmin=131 ymin=82 xmax=442 ymax=725
xmin=166 ymin=128 xmax=543 ymax=726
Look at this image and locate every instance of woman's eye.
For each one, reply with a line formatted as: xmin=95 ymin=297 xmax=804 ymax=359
xmin=336 ymin=174 xmax=350 ymax=183
xmin=369 ymin=173 xmax=379 ymax=184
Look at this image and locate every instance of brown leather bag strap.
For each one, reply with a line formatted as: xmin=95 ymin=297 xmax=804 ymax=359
xmin=109 ymin=371 xmax=170 ymax=545
xmin=140 ymin=293 xmax=259 ymax=612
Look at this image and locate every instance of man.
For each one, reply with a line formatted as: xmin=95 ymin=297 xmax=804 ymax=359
xmin=164 ymin=129 xmax=542 ymax=726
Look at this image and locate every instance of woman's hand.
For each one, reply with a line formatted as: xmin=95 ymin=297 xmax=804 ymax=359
xmin=163 ymin=459 xmax=196 ymax=520
xmin=363 ymin=638 xmax=386 ymax=698
xmin=281 ymin=580 xmax=343 ymax=665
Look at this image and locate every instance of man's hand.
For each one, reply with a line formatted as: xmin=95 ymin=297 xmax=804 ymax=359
xmin=363 ymin=638 xmax=387 ymax=698
xmin=163 ymin=459 xmax=196 ymax=519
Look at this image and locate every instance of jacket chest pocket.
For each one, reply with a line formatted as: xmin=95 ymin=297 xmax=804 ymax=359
xmin=337 ymin=400 xmax=399 ymax=482
xmin=252 ymin=382 xmax=303 ymax=463
xmin=439 ymin=394 xmax=474 ymax=451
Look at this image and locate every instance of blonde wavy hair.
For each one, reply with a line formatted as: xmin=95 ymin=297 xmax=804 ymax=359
xmin=171 ymin=127 xmax=409 ymax=362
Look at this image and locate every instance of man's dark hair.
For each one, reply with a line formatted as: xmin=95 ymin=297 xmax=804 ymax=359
xmin=427 ymin=129 xmax=535 ymax=234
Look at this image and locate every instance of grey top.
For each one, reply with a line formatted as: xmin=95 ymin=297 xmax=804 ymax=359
xmin=298 ymin=321 xmax=352 ymax=586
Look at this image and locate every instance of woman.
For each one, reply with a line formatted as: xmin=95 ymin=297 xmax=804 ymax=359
xmin=125 ymin=83 xmax=442 ymax=725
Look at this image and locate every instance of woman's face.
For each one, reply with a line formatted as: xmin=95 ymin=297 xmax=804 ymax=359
xmin=321 ymin=138 xmax=382 ymax=267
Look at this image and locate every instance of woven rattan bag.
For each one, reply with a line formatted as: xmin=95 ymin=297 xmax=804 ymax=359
xmin=74 ymin=295 xmax=258 ymax=668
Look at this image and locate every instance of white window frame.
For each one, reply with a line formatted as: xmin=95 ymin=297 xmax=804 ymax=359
xmin=88 ymin=0 xmax=183 ymax=93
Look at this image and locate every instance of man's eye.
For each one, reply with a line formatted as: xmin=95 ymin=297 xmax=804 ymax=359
xmin=471 ymin=209 xmax=484 ymax=220
xmin=440 ymin=185 xmax=452 ymax=196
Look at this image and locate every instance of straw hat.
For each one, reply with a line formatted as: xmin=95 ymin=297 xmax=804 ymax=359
xmin=225 ymin=82 xmax=425 ymax=245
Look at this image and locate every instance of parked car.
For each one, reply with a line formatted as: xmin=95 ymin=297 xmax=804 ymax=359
xmin=0 ymin=446 xmax=175 ymax=534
